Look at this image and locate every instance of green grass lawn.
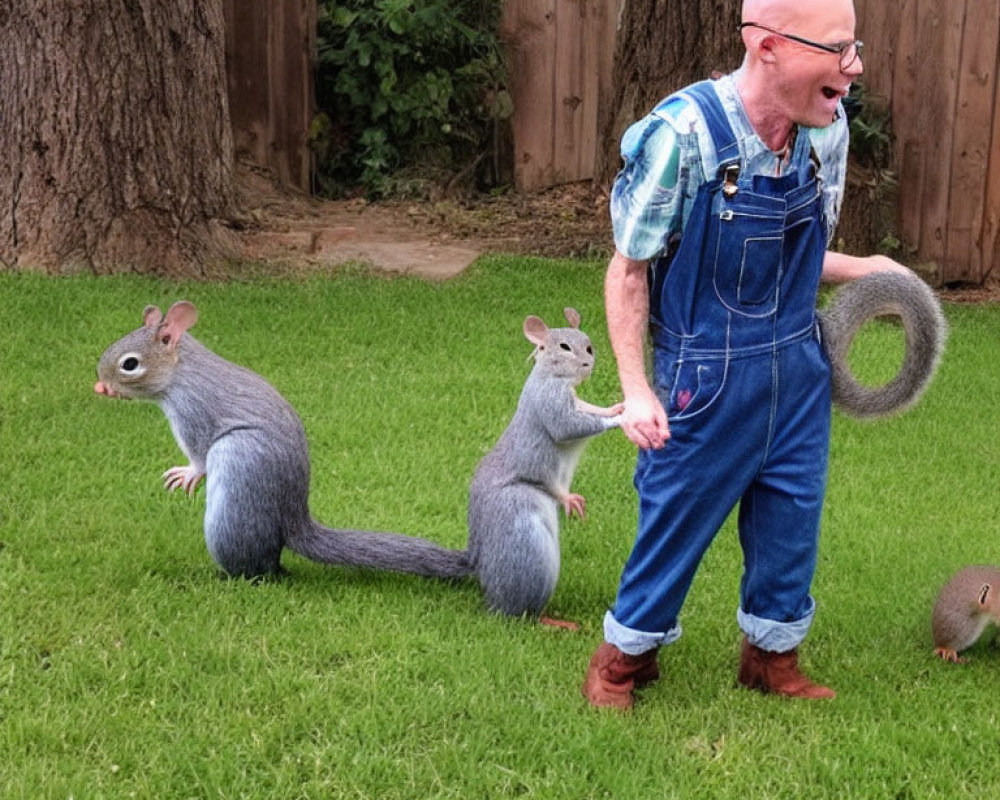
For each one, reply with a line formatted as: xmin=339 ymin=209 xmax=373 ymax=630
xmin=1 ymin=257 xmax=998 ymax=798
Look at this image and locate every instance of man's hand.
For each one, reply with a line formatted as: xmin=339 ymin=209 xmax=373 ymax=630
xmin=620 ymin=385 xmax=670 ymax=450
xmin=604 ymin=250 xmax=670 ymax=451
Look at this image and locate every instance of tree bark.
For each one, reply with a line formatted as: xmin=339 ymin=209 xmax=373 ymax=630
xmin=595 ymin=0 xmax=744 ymax=186
xmin=0 ymin=0 xmax=238 ymax=275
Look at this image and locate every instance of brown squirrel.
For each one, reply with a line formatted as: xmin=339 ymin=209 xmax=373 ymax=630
xmin=931 ymin=566 xmax=1000 ymax=663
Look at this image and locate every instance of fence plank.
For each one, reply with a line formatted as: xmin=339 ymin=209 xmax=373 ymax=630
xmin=890 ymin=0 xmax=925 ymax=256
xmin=224 ymin=0 xmax=269 ymax=171
xmin=552 ymin=1 xmax=584 ymax=183
xmin=945 ymin=0 xmax=998 ymax=284
xmin=503 ymin=0 xmax=557 ymax=191
xmin=503 ymin=0 xmax=618 ymax=191
xmin=223 ymin=0 xmax=314 ymax=192
xmin=921 ymin=1 xmax=963 ymax=268
xmin=854 ymin=0 xmax=898 ymax=101
xmin=984 ymin=11 xmax=1000 ymax=284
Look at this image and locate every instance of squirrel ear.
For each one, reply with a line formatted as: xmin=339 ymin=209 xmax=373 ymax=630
xmin=978 ymin=583 xmax=992 ymax=608
xmin=159 ymin=301 xmax=198 ymax=350
xmin=563 ymin=308 xmax=581 ymax=328
xmin=143 ymin=305 xmax=163 ymax=328
xmin=523 ymin=315 xmax=549 ymax=347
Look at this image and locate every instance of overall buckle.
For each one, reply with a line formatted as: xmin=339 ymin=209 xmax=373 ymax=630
xmin=721 ymin=163 xmax=741 ymax=198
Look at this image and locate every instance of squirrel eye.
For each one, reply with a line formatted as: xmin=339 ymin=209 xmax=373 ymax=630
xmin=586 ymin=346 xmax=593 ymax=355
xmin=559 ymin=342 xmax=571 ymax=351
xmin=121 ymin=357 xmax=139 ymax=372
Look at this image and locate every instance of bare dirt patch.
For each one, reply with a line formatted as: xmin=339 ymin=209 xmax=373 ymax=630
xmin=233 ymin=169 xmax=999 ymax=301
xmin=234 ymin=176 xmax=613 ymax=279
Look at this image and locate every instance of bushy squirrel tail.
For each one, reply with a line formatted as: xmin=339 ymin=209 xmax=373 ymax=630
xmin=287 ymin=521 xmax=473 ymax=579
xmin=818 ymin=270 xmax=947 ymax=419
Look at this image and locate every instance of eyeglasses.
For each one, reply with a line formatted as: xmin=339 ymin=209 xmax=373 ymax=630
xmin=740 ymin=22 xmax=863 ymax=71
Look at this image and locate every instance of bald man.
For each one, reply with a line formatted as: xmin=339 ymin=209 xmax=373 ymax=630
xmin=583 ymin=0 xmax=909 ymax=708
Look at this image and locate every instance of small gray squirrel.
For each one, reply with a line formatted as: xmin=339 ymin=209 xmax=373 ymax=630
xmin=94 ymin=301 xmax=471 ymax=580
xmin=817 ymin=269 xmax=947 ymax=418
xmin=466 ymin=308 xmax=623 ymax=627
xmin=931 ymin=565 xmax=1000 ymax=663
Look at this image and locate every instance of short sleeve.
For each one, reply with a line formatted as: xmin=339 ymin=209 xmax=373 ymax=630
xmin=610 ymin=113 xmax=686 ymax=262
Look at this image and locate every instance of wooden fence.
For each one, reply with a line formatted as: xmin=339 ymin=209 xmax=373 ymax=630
xmin=856 ymin=0 xmax=999 ymax=284
xmin=502 ymin=0 xmax=1000 ymax=284
xmin=223 ymin=1 xmax=999 ymax=284
xmin=500 ymin=0 xmax=620 ymax=193
xmin=223 ymin=0 xmax=315 ymax=193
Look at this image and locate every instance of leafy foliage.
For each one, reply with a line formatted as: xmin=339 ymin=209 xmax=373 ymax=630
xmin=844 ymin=81 xmax=902 ymax=255
xmin=845 ymin=81 xmax=892 ymax=170
xmin=313 ymin=0 xmax=511 ymax=198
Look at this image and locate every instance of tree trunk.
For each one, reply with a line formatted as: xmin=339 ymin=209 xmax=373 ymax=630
xmin=595 ymin=0 xmax=744 ymax=186
xmin=0 ymin=0 xmax=238 ymax=275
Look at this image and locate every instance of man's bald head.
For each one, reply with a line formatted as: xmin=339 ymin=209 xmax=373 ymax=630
xmin=741 ymin=0 xmax=856 ymax=40
xmin=737 ymin=0 xmax=860 ymax=136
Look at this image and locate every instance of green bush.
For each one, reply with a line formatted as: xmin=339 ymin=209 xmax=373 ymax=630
xmin=844 ymin=81 xmax=902 ymax=256
xmin=846 ymin=81 xmax=892 ymax=170
xmin=313 ymin=0 xmax=511 ymax=198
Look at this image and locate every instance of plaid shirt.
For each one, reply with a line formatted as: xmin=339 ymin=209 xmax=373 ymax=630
xmin=610 ymin=70 xmax=850 ymax=262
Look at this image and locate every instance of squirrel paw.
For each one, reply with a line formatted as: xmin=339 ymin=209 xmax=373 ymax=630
xmin=560 ymin=493 xmax=586 ymax=519
xmin=934 ymin=647 xmax=966 ymax=664
xmin=575 ymin=398 xmax=625 ymax=417
xmin=162 ymin=465 xmax=205 ymax=496
xmin=540 ymin=616 xmax=581 ymax=631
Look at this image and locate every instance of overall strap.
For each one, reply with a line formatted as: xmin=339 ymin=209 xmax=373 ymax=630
xmin=676 ymin=80 xmax=741 ymax=177
xmin=646 ymin=81 xmax=743 ymax=326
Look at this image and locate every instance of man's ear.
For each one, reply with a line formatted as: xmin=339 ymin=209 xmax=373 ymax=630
xmin=755 ymin=32 xmax=780 ymax=64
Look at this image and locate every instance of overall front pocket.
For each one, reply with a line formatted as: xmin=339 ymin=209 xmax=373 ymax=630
xmin=657 ymin=355 xmax=728 ymax=422
xmin=712 ymin=220 xmax=782 ymax=317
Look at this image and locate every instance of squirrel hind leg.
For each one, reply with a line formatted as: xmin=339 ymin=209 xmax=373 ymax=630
xmin=483 ymin=550 xmax=559 ymax=618
xmin=479 ymin=555 xmax=558 ymax=620
xmin=203 ymin=436 xmax=288 ymax=578
xmin=203 ymin=484 xmax=284 ymax=580
xmin=471 ymin=488 xmax=560 ymax=618
xmin=482 ymin=579 xmax=552 ymax=619
xmin=205 ymin=523 xmax=283 ymax=579
xmin=539 ymin=616 xmax=580 ymax=631
xmin=215 ymin=564 xmax=286 ymax=583
xmin=933 ymin=646 xmax=966 ymax=663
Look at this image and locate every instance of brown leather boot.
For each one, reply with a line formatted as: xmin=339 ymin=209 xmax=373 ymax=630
xmin=737 ymin=637 xmax=835 ymax=699
xmin=581 ymin=642 xmax=660 ymax=709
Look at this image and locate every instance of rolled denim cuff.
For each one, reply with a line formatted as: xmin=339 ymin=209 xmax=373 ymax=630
xmin=737 ymin=596 xmax=816 ymax=652
xmin=603 ymin=609 xmax=682 ymax=655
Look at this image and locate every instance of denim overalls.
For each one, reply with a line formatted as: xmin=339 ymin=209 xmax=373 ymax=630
xmin=606 ymin=81 xmax=832 ymax=654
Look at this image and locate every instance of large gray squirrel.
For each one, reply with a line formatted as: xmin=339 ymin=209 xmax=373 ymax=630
xmin=94 ymin=302 xmax=620 ymax=612
xmin=95 ymin=301 xmax=471 ymax=580
xmin=818 ymin=269 xmax=947 ymax=418
xmin=466 ymin=309 xmax=623 ymax=627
